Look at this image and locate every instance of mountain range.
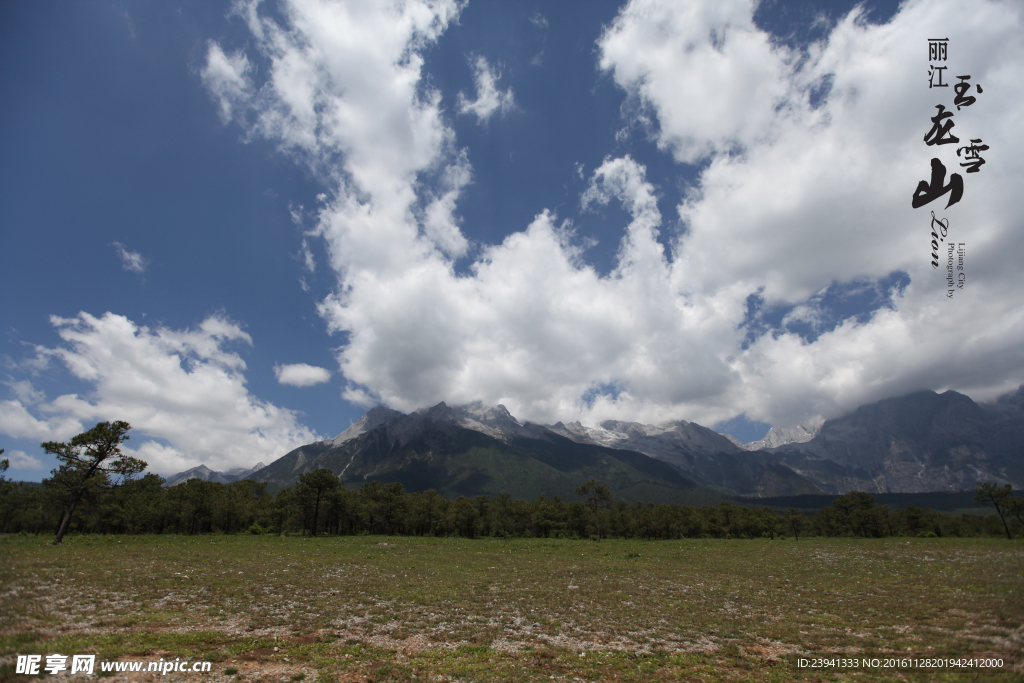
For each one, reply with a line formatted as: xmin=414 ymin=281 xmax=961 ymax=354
xmin=768 ymin=388 xmax=1024 ymax=493
xmin=244 ymin=402 xmax=715 ymax=504
xmin=162 ymin=462 xmax=265 ymax=487
xmin=163 ymin=387 xmax=1024 ymax=499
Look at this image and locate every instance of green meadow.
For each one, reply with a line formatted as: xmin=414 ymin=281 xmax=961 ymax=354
xmin=1 ymin=534 xmax=1021 ymax=682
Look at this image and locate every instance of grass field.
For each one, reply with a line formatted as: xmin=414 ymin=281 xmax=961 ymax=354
xmin=1 ymin=534 xmax=1021 ymax=682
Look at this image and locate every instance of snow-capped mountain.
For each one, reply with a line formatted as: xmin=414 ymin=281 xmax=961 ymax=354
xmin=548 ymin=418 xmax=742 ymax=459
xmin=173 ymin=385 xmax=1024 ymax=496
xmin=245 ymin=401 xmax=819 ymax=497
xmin=546 ymin=417 xmax=816 ymax=495
xmin=329 ymin=401 xmax=539 ymax=448
xmin=247 ymin=400 xmax=705 ymax=502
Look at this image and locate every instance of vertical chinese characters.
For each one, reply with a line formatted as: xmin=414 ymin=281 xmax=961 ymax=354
xmin=912 ymin=36 xmax=988 ymax=299
xmin=928 ymin=37 xmax=948 ymax=88
xmin=912 ymin=39 xmax=987 ymax=212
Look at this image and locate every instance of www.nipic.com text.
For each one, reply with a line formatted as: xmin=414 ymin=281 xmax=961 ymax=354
xmin=16 ymin=654 xmax=213 ymax=676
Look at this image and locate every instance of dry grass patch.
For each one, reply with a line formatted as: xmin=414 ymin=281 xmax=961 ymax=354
xmin=0 ymin=534 xmax=1021 ymax=681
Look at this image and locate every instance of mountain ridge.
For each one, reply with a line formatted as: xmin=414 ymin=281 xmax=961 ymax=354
xmin=765 ymin=388 xmax=1024 ymax=493
xmin=162 ymin=386 xmax=1024 ymax=497
xmin=162 ymin=462 xmax=265 ymax=487
xmin=742 ymin=423 xmax=821 ymax=451
xmin=246 ymin=402 xmax=723 ymax=504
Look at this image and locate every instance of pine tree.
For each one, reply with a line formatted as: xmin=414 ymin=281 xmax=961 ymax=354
xmin=43 ymin=421 xmax=145 ymax=545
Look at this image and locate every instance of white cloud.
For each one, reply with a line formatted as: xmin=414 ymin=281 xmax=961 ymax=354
xmin=5 ymin=450 xmax=44 ymax=471
xmin=598 ymin=0 xmax=797 ymax=164
xmin=112 ymin=241 xmax=148 ymax=274
xmin=0 ymin=312 xmax=320 ymax=475
xmin=274 ymin=362 xmax=331 ymax=387
xmin=204 ymin=0 xmax=462 ymax=185
xmin=597 ymin=0 xmax=1024 ymax=422
xmin=202 ymin=0 xmax=1024 ymax=432
xmin=320 ymin=157 xmax=740 ymax=426
xmin=457 ymin=55 xmax=516 ymax=123
xmin=0 ymin=399 xmax=82 ymax=441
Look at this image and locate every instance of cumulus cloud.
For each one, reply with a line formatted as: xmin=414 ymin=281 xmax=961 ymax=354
xmin=0 ymin=312 xmax=319 ymax=475
xmin=598 ymin=0 xmax=1024 ymax=421
xmin=0 ymin=400 xmax=82 ymax=441
xmin=112 ymin=241 xmax=148 ymax=274
xmin=457 ymin=55 xmax=516 ymax=123
xmin=599 ymin=0 xmax=797 ymax=164
xmin=202 ymin=0 xmax=1024 ymax=431
xmin=322 ymin=157 xmax=740 ymax=426
xmin=274 ymin=362 xmax=331 ymax=387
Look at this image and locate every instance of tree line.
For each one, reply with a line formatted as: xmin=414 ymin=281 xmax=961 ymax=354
xmin=2 ymin=422 xmax=1021 ymax=541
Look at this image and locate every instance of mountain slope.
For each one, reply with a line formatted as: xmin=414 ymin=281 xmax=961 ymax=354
xmin=245 ymin=386 xmax=1024 ymax=499
xmin=330 ymin=406 xmax=404 ymax=446
xmin=248 ymin=403 xmax=717 ymax=503
xmin=547 ymin=418 xmax=822 ymax=496
xmin=768 ymin=389 xmax=1024 ymax=493
xmin=163 ymin=462 xmax=265 ymax=487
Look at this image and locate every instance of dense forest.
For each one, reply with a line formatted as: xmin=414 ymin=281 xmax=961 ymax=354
xmin=1 ymin=469 xmax=1019 ymax=540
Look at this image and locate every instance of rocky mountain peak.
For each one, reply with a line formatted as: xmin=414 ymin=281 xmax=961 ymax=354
xmin=225 ymin=462 xmax=265 ymax=477
xmin=332 ymin=405 xmax=404 ymax=446
xmin=162 ymin=462 xmax=263 ymax=487
xmin=177 ymin=387 xmax=1024 ymax=497
xmin=742 ymin=423 xmax=821 ymax=451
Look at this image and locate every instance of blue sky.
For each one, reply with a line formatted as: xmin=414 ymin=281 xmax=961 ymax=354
xmin=2 ymin=0 xmax=1022 ymax=479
